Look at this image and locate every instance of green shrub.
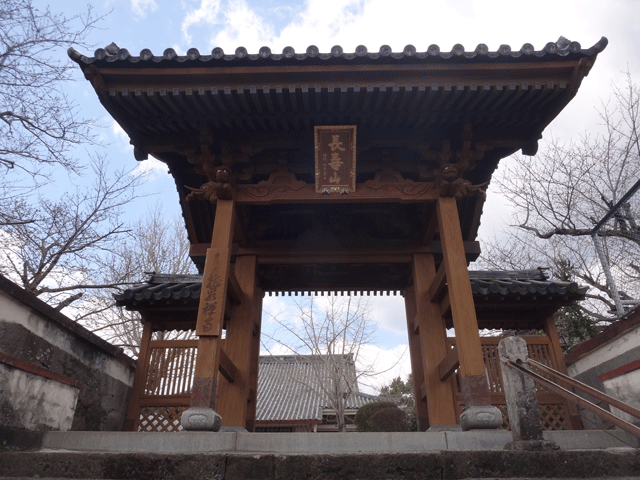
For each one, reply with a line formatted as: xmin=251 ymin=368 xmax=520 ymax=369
xmin=354 ymin=401 xmax=408 ymax=432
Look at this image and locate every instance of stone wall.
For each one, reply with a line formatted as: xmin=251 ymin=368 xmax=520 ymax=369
xmin=565 ymin=307 xmax=640 ymax=430
xmin=0 ymin=274 xmax=136 ymax=439
xmin=0 ymin=359 xmax=79 ymax=432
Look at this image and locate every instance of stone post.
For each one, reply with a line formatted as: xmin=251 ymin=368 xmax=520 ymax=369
xmin=498 ymin=336 xmax=558 ymax=450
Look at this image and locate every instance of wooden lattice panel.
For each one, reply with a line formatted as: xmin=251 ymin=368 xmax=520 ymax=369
xmin=145 ymin=341 xmax=197 ymax=397
xmin=540 ymin=404 xmax=571 ymax=430
xmin=136 ymin=406 xmax=188 ymax=432
xmin=451 ymin=337 xmax=572 ymax=431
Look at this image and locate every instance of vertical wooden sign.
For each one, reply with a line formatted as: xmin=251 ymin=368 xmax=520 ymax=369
xmin=315 ymin=125 xmax=356 ymax=193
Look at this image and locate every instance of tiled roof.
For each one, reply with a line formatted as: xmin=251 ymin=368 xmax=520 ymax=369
xmin=69 ymin=37 xmax=607 ymax=68
xmin=114 ymin=269 xmax=586 ymax=307
xmin=468 ymin=268 xmax=588 ymax=297
xmin=256 ymin=355 xmax=378 ymax=423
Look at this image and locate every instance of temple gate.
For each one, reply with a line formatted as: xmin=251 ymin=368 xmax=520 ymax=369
xmin=70 ymin=37 xmax=606 ymax=431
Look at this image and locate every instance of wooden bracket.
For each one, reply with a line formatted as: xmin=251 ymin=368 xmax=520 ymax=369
xmin=219 ymin=348 xmax=238 ymax=383
xmin=437 ymin=345 xmax=459 ymax=382
xmin=427 ymin=263 xmax=447 ymax=303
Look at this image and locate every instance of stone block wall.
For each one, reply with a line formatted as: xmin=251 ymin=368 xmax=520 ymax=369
xmin=0 ymin=274 xmax=136 ymax=439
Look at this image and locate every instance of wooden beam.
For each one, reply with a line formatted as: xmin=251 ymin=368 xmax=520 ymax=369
xmin=217 ymin=256 xmax=258 ymax=427
xmin=191 ymin=199 xmax=235 ymax=411
xmin=227 ymin=267 xmax=242 ymax=306
xmin=412 ymin=253 xmax=458 ymax=426
xmin=218 ymin=348 xmax=238 ymax=383
xmin=437 ymin=346 xmax=459 ymax=382
xmin=427 ymin=263 xmax=447 ymax=303
xmin=245 ymin=288 xmax=263 ymax=432
xmin=189 ymin=242 xmax=481 ymax=264
xmin=436 ymin=197 xmax=491 ymax=407
xmin=125 ymin=317 xmax=152 ymax=431
xmin=232 ymin=180 xmax=438 ymax=204
xmin=419 ymin=381 xmax=427 ymax=402
xmin=93 ymin=60 xmax=582 ymax=80
xmin=404 ymin=284 xmax=430 ymax=431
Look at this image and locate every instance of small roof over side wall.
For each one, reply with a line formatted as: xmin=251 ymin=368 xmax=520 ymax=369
xmin=114 ymin=269 xmax=587 ymax=331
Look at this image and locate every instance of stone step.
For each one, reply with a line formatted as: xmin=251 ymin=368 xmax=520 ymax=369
xmin=1 ymin=450 xmax=640 ymax=479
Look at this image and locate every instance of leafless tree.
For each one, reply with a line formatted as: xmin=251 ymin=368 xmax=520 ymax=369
xmin=262 ymin=296 xmax=378 ymax=432
xmin=78 ymin=206 xmax=197 ymax=357
xmin=480 ymin=73 xmax=640 ymax=326
xmin=0 ymin=0 xmax=101 ymax=177
xmin=0 ymin=157 xmax=142 ymax=310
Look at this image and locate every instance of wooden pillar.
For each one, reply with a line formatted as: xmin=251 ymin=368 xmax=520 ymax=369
xmin=189 ymin=200 xmax=235 ymax=413
xmin=542 ymin=314 xmax=583 ymax=429
xmin=217 ymin=255 xmax=257 ymax=427
xmin=436 ymin=197 xmax=491 ymax=408
xmin=125 ymin=316 xmax=153 ymax=431
xmin=412 ymin=253 xmax=458 ymax=425
xmin=403 ymin=283 xmax=430 ymax=431
xmin=245 ymin=288 xmax=263 ymax=432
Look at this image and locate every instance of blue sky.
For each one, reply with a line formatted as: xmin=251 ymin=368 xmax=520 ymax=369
xmin=47 ymin=0 xmax=640 ymax=392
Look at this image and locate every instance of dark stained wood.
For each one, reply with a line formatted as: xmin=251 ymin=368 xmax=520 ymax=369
xmin=233 ymin=174 xmax=438 ymax=204
xmin=189 ymin=242 xmax=481 ymax=264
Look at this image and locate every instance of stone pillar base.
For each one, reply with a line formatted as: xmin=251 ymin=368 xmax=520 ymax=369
xmin=181 ymin=407 xmax=222 ymax=431
xmin=460 ymin=405 xmax=502 ymax=431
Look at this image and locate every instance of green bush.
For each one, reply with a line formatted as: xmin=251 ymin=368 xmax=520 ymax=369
xmin=354 ymin=401 xmax=408 ymax=432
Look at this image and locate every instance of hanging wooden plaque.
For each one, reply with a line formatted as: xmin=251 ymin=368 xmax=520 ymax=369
xmin=314 ymin=125 xmax=356 ymax=193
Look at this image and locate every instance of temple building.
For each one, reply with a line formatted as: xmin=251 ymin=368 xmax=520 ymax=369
xmin=69 ymin=37 xmax=606 ymax=432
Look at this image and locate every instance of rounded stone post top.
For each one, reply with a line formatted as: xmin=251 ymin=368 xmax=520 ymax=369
xmin=498 ymin=336 xmax=529 ymax=363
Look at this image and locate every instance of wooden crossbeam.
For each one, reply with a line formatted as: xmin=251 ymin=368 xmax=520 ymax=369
xmin=410 ymin=313 xmax=420 ymax=334
xmin=427 ymin=263 xmax=447 ymax=303
xmin=189 ymin=242 xmax=481 ymax=264
xmin=440 ymin=292 xmax=450 ymax=317
xmin=218 ymin=348 xmax=238 ymax=384
xmin=437 ymin=345 xmax=459 ymax=382
xmin=227 ymin=267 xmax=242 ymax=306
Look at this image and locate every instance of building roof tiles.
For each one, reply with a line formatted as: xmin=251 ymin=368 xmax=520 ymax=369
xmin=256 ymin=355 xmax=378 ymax=423
xmin=69 ymin=37 xmax=608 ymax=69
xmin=114 ymin=268 xmax=587 ymax=307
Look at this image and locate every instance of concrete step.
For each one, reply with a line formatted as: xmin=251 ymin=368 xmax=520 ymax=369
xmin=39 ymin=429 xmax=638 ymax=454
xmin=1 ymin=450 xmax=640 ymax=479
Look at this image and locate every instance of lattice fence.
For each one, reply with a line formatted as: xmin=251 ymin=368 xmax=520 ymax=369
xmin=453 ymin=336 xmax=571 ymax=430
xmin=135 ymin=406 xmax=188 ymax=432
xmin=145 ymin=341 xmax=197 ymax=396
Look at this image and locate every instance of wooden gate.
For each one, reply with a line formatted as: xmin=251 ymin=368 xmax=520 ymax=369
xmin=132 ymin=340 xmax=197 ymax=432
xmin=449 ymin=336 xmax=573 ymax=430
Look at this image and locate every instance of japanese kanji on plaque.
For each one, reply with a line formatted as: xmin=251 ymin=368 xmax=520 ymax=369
xmin=315 ymin=125 xmax=356 ymax=193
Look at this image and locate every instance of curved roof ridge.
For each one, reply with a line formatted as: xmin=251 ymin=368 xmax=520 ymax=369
xmin=69 ymin=37 xmax=608 ymax=67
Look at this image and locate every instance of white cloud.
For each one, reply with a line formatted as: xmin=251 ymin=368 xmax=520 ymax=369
xmin=110 ymin=120 xmax=130 ymax=146
xmin=182 ymin=0 xmax=222 ymax=44
xmin=131 ymin=0 xmax=159 ymax=18
xmin=133 ymin=158 xmax=170 ymax=178
xmin=357 ymin=342 xmax=410 ymax=395
xmin=206 ymin=0 xmax=276 ymax=51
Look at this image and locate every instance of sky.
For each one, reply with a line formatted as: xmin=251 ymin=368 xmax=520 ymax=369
xmin=46 ymin=0 xmax=640 ymax=393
